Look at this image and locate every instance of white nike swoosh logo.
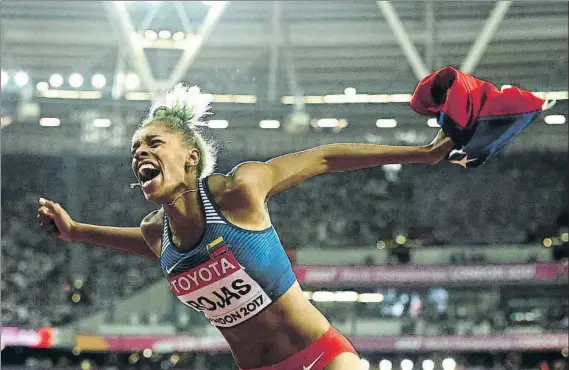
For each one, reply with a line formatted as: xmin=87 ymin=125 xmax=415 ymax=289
xmin=303 ymin=352 xmax=324 ymax=370
xmin=166 ymin=258 xmax=187 ymax=274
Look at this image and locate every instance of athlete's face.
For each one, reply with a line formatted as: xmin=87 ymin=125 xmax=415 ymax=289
xmin=131 ymin=122 xmax=200 ymax=203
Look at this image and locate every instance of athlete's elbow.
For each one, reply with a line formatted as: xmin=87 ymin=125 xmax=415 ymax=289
xmin=423 ymin=146 xmax=445 ymax=165
xmin=319 ymin=145 xmax=347 ymax=173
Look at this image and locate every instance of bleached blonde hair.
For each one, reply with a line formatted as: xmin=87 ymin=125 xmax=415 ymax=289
xmin=138 ymin=83 xmax=217 ymax=178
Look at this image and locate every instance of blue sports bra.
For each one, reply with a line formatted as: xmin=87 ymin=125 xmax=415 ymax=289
xmin=159 ymin=178 xmax=296 ymax=328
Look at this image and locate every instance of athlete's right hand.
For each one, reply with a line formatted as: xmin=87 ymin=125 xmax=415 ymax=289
xmin=37 ymin=198 xmax=76 ymax=242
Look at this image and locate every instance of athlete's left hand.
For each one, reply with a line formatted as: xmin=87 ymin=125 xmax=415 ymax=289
xmin=427 ymin=129 xmax=455 ymax=164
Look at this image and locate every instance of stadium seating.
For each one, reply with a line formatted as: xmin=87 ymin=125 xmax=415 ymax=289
xmin=1 ymin=151 xmax=566 ymax=329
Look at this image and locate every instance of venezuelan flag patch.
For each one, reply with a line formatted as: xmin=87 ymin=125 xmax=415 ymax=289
xmin=207 ymin=236 xmax=229 ymax=257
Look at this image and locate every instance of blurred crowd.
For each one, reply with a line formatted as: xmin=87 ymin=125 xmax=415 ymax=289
xmin=1 ymin=151 xmax=566 ymax=329
xmin=2 ymin=156 xmax=72 ymax=327
xmin=313 ymin=287 xmax=569 ymax=337
xmin=271 ymin=151 xmax=566 ymax=248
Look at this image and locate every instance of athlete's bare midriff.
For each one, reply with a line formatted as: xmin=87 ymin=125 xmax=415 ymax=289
xmin=219 ymin=282 xmax=331 ymax=369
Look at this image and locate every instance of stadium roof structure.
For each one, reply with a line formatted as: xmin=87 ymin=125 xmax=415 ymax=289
xmin=2 ymin=1 xmax=567 ymax=95
xmin=1 ymin=1 xmax=567 ymax=154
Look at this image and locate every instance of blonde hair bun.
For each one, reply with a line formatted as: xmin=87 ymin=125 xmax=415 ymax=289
xmin=148 ymin=83 xmax=212 ymax=128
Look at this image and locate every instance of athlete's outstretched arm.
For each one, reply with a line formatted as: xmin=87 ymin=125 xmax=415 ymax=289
xmin=229 ymin=130 xmax=453 ymax=199
xmin=322 ymin=128 xmax=453 ymax=171
xmin=37 ymin=198 xmax=160 ymax=260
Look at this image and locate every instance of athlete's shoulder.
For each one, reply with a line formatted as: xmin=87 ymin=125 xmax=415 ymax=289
xmin=204 ymin=173 xmax=229 ymax=192
xmin=206 ymin=170 xmax=265 ymax=209
xmin=140 ymin=208 xmax=164 ymax=249
xmin=212 ymin=166 xmax=265 ymax=197
xmin=141 ymin=207 xmax=164 ymax=228
xmin=226 ymin=161 xmax=269 ymax=182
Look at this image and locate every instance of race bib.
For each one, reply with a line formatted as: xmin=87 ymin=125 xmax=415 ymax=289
xmin=168 ymin=251 xmax=272 ymax=327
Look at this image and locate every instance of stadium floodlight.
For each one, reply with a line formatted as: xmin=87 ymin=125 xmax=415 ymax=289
xmin=344 ymin=87 xmax=357 ymax=96
xmin=333 ymin=291 xmax=359 ymax=302
xmin=14 ymin=71 xmax=29 ymax=87
xmin=69 ymin=73 xmax=84 ymax=88
xmin=144 ymin=30 xmax=158 ymax=41
xmin=125 ymin=72 xmax=140 ymax=90
xmin=379 ymin=359 xmax=392 ymax=370
xmin=384 ymin=163 xmax=402 ymax=172
xmin=376 ymin=119 xmax=397 ymax=128
xmin=158 ymin=30 xmax=172 ymax=39
xmin=1 ymin=116 xmax=12 ymax=127
xmin=91 ymin=74 xmax=106 ymax=89
xmin=36 ymin=82 xmax=50 ymax=92
xmin=422 ymin=359 xmax=435 ymax=370
xmin=259 ymin=120 xmax=280 ymax=129
xmin=395 ymin=234 xmax=407 ymax=245
xmin=442 ymin=358 xmax=457 ymax=370
xmin=172 ymin=32 xmax=186 ymax=41
xmin=360 ymin=359 xmax=370 ymax=370
xmin=390 ymin=93 xmax=413 ymax=102
xmin=545 ymin=91 xmax=568 ymax=100
xmin=311 ymin=291 xmax=336 ymax=302
xmin=93 ymin=119 xmax=112 ymax=128
xmin=1 ymin=70 xmax=8 ymax=86
xmin=49 ymin=74 xmax=64 ymax=88
xmin=315 ymin=118 xmax=339 ymax=128
xmin=358 ymin=293 xmax=384 ymax=303
xmin=39 ymin=118 xmax=61 ymax=127
xmin=208 ymin=120 xmax=229 ymax=129
xmin=401 ymin=359 xmax=414 ymax=370
xmin=544 ymin=115 xmax=566 ymax=125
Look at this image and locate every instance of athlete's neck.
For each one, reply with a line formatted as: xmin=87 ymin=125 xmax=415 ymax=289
xmin=163 ymin=184 xmax=204 ymax=243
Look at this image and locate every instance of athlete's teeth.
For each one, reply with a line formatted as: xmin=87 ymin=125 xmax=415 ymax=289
xmin=139 ymin=164 xmax=156 ymax=171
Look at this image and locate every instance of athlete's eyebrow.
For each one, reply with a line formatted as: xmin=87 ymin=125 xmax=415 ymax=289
xmin=132 ymin=134 xmax=162 ymax=150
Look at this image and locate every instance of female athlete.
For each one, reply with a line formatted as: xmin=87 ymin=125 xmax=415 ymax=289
xmin=38 ymin=83 xmax=454 ymax=370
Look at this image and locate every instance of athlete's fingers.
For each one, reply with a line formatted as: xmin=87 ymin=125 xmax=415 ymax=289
xmin=39 ymin=198 xmax=56 ymax=210
xmin=37 ymin=206 xmax=55 ymax=218
xmin=39 ymin=198 xmax=63 ymax=214
xmin=37 ymin=206 xmax=49 ymax=214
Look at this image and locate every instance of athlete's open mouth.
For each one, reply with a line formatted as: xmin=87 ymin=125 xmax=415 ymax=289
xmin=138 ymin=162 xmax=161 ymax=188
